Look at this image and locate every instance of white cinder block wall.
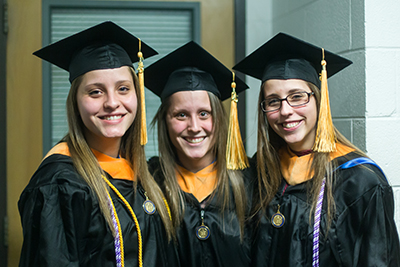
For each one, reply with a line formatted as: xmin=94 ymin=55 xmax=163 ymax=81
xmin=244 ymin=0 xmax=400 ymax=233
xmin=364 ymin=0 xmax=400 ymax=233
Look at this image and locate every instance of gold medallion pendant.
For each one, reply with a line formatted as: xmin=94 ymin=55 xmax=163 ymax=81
xmin=196 ymin=224 xmax=210 ymax=240
xmin=196 ymin=210 xmax=210 ymax=240
xmin=143 ymin=192 xmax=156 ymax=215
xmin=271 ymin=204 xmax=285 ymax=228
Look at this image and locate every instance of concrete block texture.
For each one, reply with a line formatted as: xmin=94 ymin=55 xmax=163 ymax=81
xmin=365 ymin=0 xmax=400 ymax=47
xmin=245 ymin=77 xmax=260 ymax=156
xmin=351 ymin=0 xmax=366 ymax=50
xmin=330 ymin=50 xmax=366 ymax=118
xmin=334 ymin=119 xmax=353 ymax=142
xmin=366 ymin=117 xmax=400 ymax=185
xmin=270 ymin=0 xmax=316 ymax=19
xmin=366 ymin=49 xmax=398 ymax=117
xmin=333 ymin=118 xmax=366 ymax=151
xmin=269 ymin=0 xmax=352 ymax=53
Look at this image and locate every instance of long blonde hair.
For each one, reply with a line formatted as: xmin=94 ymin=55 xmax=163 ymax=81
xmin=152 ymin=92 xmax=248 ymax=238
xmin=256 ymin=81 xmax=366 ymax=226
xmin=63 ymin=67 xmax=175 ymax=240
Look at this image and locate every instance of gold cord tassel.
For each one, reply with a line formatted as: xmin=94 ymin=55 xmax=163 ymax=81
xmin=226 ymin=72 xmax=249 ymax=170
xmin=137 ymin=39 xmax=147 ymax=145
xmin=313 ymin=48 xmax=336 ymax=152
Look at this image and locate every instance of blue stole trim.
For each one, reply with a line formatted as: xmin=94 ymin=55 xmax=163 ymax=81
xmin=336 ymin=157 xmax=387 ymax=181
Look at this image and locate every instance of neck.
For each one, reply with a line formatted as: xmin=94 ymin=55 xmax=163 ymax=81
xmin=289 ymin=148 xmax=313 ymax=157
xmin=178 ymin=155 xmax=215 ymax=173
xmin=86 ymin=135 xmax=121 ymax=158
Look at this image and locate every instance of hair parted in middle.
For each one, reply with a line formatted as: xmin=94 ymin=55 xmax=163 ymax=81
xmin=64 ymin=67 xmax=175 ymax=240
xmin=152 ymin=91 xmax=248 ymax=238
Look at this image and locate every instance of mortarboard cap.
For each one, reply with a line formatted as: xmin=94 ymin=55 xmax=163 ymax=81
xmin=146 ymin=41 xmax=249 ymax=170
xmin=33 ymin=21 xmax=158 ymax=83
xmin=34 ymin=21 xmax=157 ymax=145
xmin=234 ymin=32 xmax=353 ymax=153
xmin=145 ymin=41 xmax=248 ymax=101
xmin=232 ymin=32 xmax=352 ymax=88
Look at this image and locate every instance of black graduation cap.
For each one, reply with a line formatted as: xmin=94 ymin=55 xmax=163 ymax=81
xmin=145 ymin=41 xmax=248 ymax=101
xmin=233 ymin=32 xmax=352 ymax=87
xmin=33 ymin=21 xmax=158 ymax=83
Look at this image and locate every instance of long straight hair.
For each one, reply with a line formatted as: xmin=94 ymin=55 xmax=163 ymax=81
xmin=64 ymin=67 xmax=174 ymax=240
xmin=255 ymin=81 xmax=367 ymax=226
xmin=152 ymin=92 xmax=248 ymax=238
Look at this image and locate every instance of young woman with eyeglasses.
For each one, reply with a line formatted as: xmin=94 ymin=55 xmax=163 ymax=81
xmin=234 ymin=33 xmax=400 ymax=266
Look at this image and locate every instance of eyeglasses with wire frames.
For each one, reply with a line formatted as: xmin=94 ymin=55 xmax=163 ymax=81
xmin=261 ymin=91 xmax=315 ymax=113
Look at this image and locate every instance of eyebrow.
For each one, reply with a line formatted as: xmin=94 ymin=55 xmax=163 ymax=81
xmin=265 ymin=88 xmax=308 ymax=98
xmin=169 ymin=106 xmax=212 ymax=114
xmin=84 ymin=80 xmax=133 ymax=88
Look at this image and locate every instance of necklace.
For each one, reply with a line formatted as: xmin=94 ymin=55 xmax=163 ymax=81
xmin=196 ymin=209 xmax=210 ymax=240
xmin=271 ymin=183 xmax=288 ymax=228
xmin=103 ymin=176 xmax=143 ymax=267
xmin=143 ymin=191 xmax=156 ymax=215
xmin=271 ymin=204 xmax=285 ymax=228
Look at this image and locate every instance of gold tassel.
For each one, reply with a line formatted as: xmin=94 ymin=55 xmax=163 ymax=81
xmin=226 ymin=72 xmax=249 ymax=170
xmin=137 ymin=38 xmax=147 ymax=146
xmin=312 ymin=48 xmax=336 ymax=152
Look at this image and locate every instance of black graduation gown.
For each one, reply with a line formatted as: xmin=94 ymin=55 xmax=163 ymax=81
xmin=252 ymin=152 xmax=400 ymax=266
xmin=18 ymin=154 xmax=179 ymax=267
xmin=148 ymin=157 xmax=257 ymax=267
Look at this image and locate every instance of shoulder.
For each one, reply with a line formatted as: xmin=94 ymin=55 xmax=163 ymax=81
xmin=333 ymin=152 xmax=391 ymax=204
xmin=241 ymin=156 xmax=258 ymax=185
xmin=147 ymin=156 xmax=161 ymax=173
xmin=335 ymin=152 xmax=388 ymax=185
xmin=18 ymin=154 xmax=96 ymax=217
xmin=147 ymin=156 xmax=165 ymax=186
xmin=22 ymin=154 xmax=90 ymax=194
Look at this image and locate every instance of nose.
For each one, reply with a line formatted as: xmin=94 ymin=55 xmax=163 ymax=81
xmin=279 ymin=99 xmax=293 ymax=116
xmin=187 ymin=116 xmax=201 ymax=132
xmin=104 ymin=92 xmax=120 ymax=110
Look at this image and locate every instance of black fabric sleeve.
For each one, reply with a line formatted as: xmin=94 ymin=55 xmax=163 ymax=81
xmin=18 ymin=170 xmax=95 ymax=267
xmin=333 ymin=171 xmax=400 ymax=266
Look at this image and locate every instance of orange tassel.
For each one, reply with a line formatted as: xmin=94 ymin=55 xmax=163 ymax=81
xmin=313 ymin=48 xmax=336 ymax=152
xmin=226 ymin=72 xmax=249 ymax=170
xmin=137 ymin=39 xmax=147 ymax=146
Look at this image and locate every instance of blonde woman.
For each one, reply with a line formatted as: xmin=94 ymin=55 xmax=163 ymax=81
xmin=18 ymin=22 xmax=178 ymax=267
xmin=146 ymin=41 xmax=255 ymax=267
xmin=234 ymin=33 xmax=400 ymax=266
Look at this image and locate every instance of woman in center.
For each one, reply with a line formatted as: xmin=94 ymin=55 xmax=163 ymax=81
xmin=145 ymin=41 xmax=255 ymax=267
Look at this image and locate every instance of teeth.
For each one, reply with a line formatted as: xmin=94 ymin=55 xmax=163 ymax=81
xmin=186 ymin=137 xmax=204 ymax=143
xmin=283 ymin=122 xmax=299 ymax=128
xmin=104 ymin=115 xmax=122 ymax=121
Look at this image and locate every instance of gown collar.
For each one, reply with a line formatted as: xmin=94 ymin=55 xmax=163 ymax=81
xmin=176 ymin=162 xmax=217 ymax=203
xmin=279 ymin=143 xmax=355 ymax=185
xmin=45 ymin=142 xmax=135 ymax=181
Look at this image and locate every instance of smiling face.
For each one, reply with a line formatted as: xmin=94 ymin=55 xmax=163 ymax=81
xmin=166 ymin=90 xmax=215 ymax=170
xmin=76 ymin=66 xmax=137 ymax=152
xmin=262 ymin=79 xmax=317 ymax=152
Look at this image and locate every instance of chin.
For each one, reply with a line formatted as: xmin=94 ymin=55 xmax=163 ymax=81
xmin=186 ymin=153 xmax=207 ymax=160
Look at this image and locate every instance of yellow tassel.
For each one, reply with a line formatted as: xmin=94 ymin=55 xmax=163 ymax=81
xmin=312 ymin=48 xmax=336 ymax=152
xmin=226 ymin=72 xmax=249 ymax=170
xmin=137 ymin=39 xmax=147 ymax=146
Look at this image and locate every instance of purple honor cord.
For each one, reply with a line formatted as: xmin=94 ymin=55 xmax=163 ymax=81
xmin=312 ymin=178 xmax=326 ymax=267
xmin=107 ymin=196 xmax=123 ymax=267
